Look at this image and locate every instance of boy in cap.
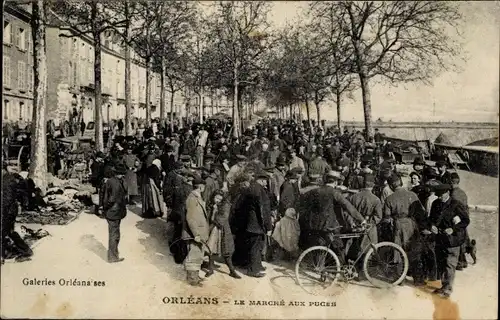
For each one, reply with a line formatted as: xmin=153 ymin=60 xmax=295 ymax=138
xmin=102 ymin=163 xmax=128 ymax=263
xmin=425 ymin=183 xmax=469 ymax=298
xmin=449 ymin=172 xmax=470 ymax=270
xmin=183 ymin=175 xmax=208 ymax=286
xmin=436 ymin=160 xmax=452 ymax=185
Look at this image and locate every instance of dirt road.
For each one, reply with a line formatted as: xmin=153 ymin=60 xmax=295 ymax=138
xmin=1 ymin=204 xmax=497 ymax=319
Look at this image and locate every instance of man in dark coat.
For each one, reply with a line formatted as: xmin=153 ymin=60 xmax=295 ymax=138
xmin=436 ymin=161 xmax=452 ymax=185
xmin=269 ymin=129 xmax=285 ymax=151
xmin=231 ymin=172 xmax=273 ymax=277
xmin=307 ymin=147 xmax=331 ymax=178
xmin=160 ymin=145 xmax=176 ymax=175
xmin=449 ymin=172 xmax=470 ymax=270
xmin=348 ymin=174 xmax=382 ymax=260
xmin=426 ymin=183 xmax=469 ymax=298
xmin=202 ymin=166 xmax=220 ymax=210
xmin=1 ymin=168 xmax=33 ymax=262
xmin=278 ymin=168 xmax=301 ymax=217
xmin=297 ymin=173 xmax=365 ymax=262
xmin=102 ymin=163 xmax=128 ymax=263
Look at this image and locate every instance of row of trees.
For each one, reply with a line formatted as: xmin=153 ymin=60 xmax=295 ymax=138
xmin=6 ymin=0 xmax=462 ymax=193
xmin=265 ymin=1 xmax=463 ymax=137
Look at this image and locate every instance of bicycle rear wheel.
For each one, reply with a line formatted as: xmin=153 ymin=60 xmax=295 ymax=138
xmin=363 ymin=242 xmax=409 ymax=288
xmin=295 ymin=246 xmax=341 ymax=295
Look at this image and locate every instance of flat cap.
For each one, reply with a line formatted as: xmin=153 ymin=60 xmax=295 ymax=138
xmin=326 ymin=170 xmax=344 ymax=180
xmin=236 ymin=154 xmax=247 ymax=161
xmin=432 ymin=183 xmax=451 ymax=194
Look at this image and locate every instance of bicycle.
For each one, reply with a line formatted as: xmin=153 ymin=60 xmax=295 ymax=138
xmin=295 ymin=223 xmax=409 ymax=295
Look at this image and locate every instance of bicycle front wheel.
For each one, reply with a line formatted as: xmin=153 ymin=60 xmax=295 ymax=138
xmin=295 ymin=246 xmax=341 ymax=295
xmin=363 ymin=242 xmax=409 ymax=288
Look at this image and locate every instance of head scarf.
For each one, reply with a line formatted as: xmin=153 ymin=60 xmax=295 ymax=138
xmin=152 ymin=159 xmax=162 ymax=170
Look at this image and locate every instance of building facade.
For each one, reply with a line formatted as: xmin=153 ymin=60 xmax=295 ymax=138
xmin=46 ymin=10 xmax=170 ymax=126
xmin=2 ymin=4 xmax=34 ymax=123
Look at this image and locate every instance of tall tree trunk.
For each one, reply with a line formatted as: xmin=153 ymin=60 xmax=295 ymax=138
xmin=93 ymin=24 xmax=103 ymax=151
xmin=160 ymin=59 xmax=165 ymax=122
xmin=169 ymin=84 xmax=175 ymax=132
xmin=29 ymin=0 xmax=47 ymax=193
xmin=124 ymin=1 xmax=132 ymax=136
xmin=336 ymin=89 xmax=342 ymax=132
xmin=358 ymin=70 xmax=373 ymax=139
xmin=145 ymin=58 xmax=151 ymax=127
xmin=199 ymin=90 xmax=204 ymax=124
xmin=232 ymin=61 xmax=240 ymax=139
xmin=315 ymin=101 xmax=321 ymax=129
xmin=305 ymin=98 xmax=312 ymax=129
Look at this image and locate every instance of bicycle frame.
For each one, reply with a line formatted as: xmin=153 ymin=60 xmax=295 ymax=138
xmin=327 ymin=223 xmax=379 ymax=267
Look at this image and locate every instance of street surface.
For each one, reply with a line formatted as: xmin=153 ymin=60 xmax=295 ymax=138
xmin=1 ymin=169 xmax=498 ymax=319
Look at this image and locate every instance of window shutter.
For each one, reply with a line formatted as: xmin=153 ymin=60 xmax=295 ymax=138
xmin=25 ymin=30 xmax=29 ymax=51
xmin=10 ymin=25 xmax=14 ymax=44
xmin=15 ymin=27 xmax=20 ymax=47
xmin=18 ymin=61 xmax=22 ymax=89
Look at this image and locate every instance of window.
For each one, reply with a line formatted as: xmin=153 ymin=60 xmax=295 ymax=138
xmin=3 ymin=100 xmax=9 ymax=120
xmin=16 ymin=27 xmax=26 ymax=50
xmin=88 ymin=62 xmax=93 ymax=84
xmin=19 ymin=102 xmax=24 ymax=120
xmin=18 ymin=61 xmax=26 ymax=90
xmin=3 ymin=21 xmax=13 ymax=44
xmin=28 ymin=33 xmax=33 ymax=52
xmin=28 ymin=38 xmax=33 ymax=65
xmin=3 ymin=56 xmax=11 ymax=87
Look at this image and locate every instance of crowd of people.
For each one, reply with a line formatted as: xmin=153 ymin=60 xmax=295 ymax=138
xmin=2 ymin=117 xmax=473 ymax=300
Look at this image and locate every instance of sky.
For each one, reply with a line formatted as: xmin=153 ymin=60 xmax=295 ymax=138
xmin=266 ymin=1 xmax=500 ymax=123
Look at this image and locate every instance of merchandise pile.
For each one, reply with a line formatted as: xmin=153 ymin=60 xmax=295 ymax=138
xmin=16 ymin=174 xmax=95 ymax=225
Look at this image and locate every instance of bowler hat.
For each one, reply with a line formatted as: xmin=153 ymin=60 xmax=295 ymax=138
xmin=96 ymin=151 xmax=105 ymax=159
xmin=432 ymin=183 xmax=451 ymax=194
xmin=436 ymin=160 xmax=447 ymax=168
xmin=180 ymin=155 xmax=191 ymax=161
xmin=285 ymin=170 xmax=299 ymax=179
xmin=204 ymin=153 xmax=216 ymax=161
xmin=276 ymin=156 xmax=287 ymax=166
xmin=256 ymin=171 xmax=269 ymax=180
xmin=192 ymin=175 xmax=205 ymax=186
xmin=423 ymin=166 xmax=439 ymax=179
xmin=113 ymin=163 xmax=128 ymax=175
xmin=361 ymin=154 xmax=373 ymax=163
xmin=173 ymin=161 xmax=184 ymax=170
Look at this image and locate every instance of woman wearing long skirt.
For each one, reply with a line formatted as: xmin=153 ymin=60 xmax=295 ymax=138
xmin=141 ymin=159 xmax=163 ymax=218
xmin=205 ymin=190 xmax=241 ymax=279
xmin=123 ymin=147 xmax=140 ymax=204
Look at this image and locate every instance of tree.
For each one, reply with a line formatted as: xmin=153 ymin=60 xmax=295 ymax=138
xmin=51 ymin=0 xmax=126 ymax=151
xmin=108 ymin=0 xmax=139 ymax=136
xmin=29 ymin=0 xmax=48 ymax=192
xmin=308 ymin=2 xmax=357 ymax=132
xmin=132 ymin=0 xmax=196 ymax=127
xmin=324 ymin=1 xmax=463 ymax=138
xmin=205 ymin=1 xmax=273 ymax=138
